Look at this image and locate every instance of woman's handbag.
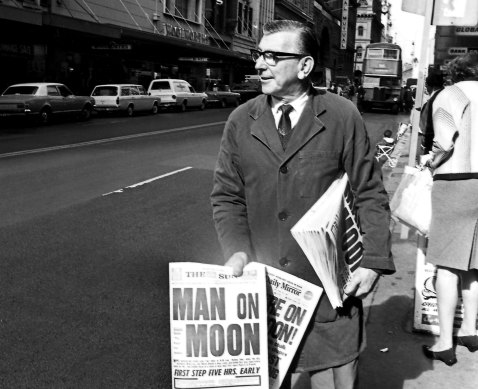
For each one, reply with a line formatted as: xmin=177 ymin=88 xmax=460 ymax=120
xmin=390 ymin=166 xmax=433 ymax=235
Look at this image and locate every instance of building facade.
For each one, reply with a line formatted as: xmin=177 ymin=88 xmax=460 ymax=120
xmin=0 ymin=0 xmax=266 ymax=94
xmin=353 ymin=0 xmax=383 ymax=79
xmin=433 ymin=25 xmax=478 ymax=74
xmin=0 ymin=0 xmax=356 ymax=94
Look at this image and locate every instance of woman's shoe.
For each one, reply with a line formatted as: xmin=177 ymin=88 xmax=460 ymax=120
xmin=422 ymin=345 xmax=457 ymax=366
xmin=456 ymin=335 xmax=478 ymax=352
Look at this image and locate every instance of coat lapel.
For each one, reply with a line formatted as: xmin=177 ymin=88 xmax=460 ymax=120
xmin=249 ymin=89 xmax=327 ymax=159
xmin=283 ymin=90 xmax=326 ymax=160
xmin=249 ymin=96 xmax=284 ymax=156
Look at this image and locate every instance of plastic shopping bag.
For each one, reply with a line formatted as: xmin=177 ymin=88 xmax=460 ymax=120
xmin=390 ymin=166 xmax=433 ymax=235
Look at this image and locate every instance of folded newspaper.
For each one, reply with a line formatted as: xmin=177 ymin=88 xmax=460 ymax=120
xmin=290 ymin=172 xmax=363 ymax=309
xmin=169 ymin=262 xmax=322 ymax=389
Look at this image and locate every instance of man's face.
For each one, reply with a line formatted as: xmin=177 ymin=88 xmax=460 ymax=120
xmin=255 ymin=31 xmax=304 ymax=99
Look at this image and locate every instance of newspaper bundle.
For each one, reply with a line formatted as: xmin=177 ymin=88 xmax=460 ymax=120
xmin=169 ymin=262 xmax=322 ymax=389
xmin=291 ymin=173 xmax=363 ymax=309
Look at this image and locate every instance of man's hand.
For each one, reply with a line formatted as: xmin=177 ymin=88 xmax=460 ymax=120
xmin=225 ymin=252 xmax=249 ymax=276
xmin=343 ymin=268 xmax=380 ymax=299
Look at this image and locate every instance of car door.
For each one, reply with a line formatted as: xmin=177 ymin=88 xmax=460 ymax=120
xmin=46 ymin=85 xmax=64 ymax=113
xmin=58 ymin=84 xmax=80 ymax=112
xmin=186 ymin=83 xmax=199 ymax=106
xmin=134 ymin=85 xmax=148 ymax=111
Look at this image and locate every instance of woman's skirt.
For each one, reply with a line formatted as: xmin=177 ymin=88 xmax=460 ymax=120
xmin=426 ymin=179 xmax=478 ymax=271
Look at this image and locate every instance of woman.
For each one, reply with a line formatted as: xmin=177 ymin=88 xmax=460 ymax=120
xmin=422 ymin=53 xmax=478 ymax=366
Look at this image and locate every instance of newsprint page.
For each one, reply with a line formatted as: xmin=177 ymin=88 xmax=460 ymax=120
xmin=169 ymin=262 xmax=323 ymax=389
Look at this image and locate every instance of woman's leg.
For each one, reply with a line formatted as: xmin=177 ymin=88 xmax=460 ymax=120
xmin=431 ymin=266 xmax=460 ymax=351
xmin=458 ymin=269 xmax=478 ymax=336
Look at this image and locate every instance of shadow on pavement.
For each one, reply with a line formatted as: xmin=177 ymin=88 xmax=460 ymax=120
xmin=359 ymin=295 xmax=433 ymax=389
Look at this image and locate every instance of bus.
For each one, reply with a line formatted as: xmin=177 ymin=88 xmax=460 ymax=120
xmin=361 ymin=43 xmax=403 ymax=114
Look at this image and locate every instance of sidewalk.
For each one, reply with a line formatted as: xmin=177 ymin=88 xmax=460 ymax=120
xmin=359 ymin=129 xmax=478 ymax=388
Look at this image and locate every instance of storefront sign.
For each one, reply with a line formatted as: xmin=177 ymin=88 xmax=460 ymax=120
xmin=454 ymin=26 xmax=478 ymax=35
xmin=448 ymin=47 xmax=468 ymax=55
xmin=91 ymin=44 xmax=132 ymax=50
xmin=341 ymin=0 xmax=349 ymax=49
xmin=164 ymin=24 xmax=209 ymax=45
xmin=178 ymin=57 xmax=209 ymax=62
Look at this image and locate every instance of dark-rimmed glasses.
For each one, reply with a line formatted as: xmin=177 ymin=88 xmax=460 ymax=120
xmin=250 ymin=49 xmax=306 ymax=66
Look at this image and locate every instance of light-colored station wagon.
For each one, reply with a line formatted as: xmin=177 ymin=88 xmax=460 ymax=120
xmin=91 ymin=84 xmax=160 ymax=116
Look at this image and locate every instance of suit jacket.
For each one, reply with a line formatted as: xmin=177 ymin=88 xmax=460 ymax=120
xmin=211 ymin=87 xmax=394 ymax=370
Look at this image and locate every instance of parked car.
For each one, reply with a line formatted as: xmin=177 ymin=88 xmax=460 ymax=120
xmin=204 ymin=80 xmax=241 ymax=108
xmin=231 ymin=79 xmax=262 ymax=103
xmin=91 ymin=84 xmax=160 ymax=116
xmin=147 ymin=79 xmax=207 ymax=111
xmin=0 ymin=82 xmax=93 ymax=124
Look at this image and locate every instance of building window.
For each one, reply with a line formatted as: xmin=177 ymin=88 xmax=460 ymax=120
xmin=176 ymin=0 xmax=188 ymax=17
xmin=164 ymin=0 xmax=202 ymax=22
xmin=237 ymin=1 xmax=253 ymax=37
xmin=356 ymin=46 xmax=363 ymax=60
xmin=358 ymin=26 xmax=364 ymax=36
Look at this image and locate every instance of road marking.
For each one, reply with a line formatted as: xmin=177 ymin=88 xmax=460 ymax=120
xmin=102 ymin=166 xmax=193 ymax=196
xmin=0 ymin=121 xmax=226 ymax=159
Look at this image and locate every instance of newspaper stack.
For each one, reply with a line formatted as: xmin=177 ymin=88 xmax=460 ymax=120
xmin=291 ymin=173 xmax=363 ymax=309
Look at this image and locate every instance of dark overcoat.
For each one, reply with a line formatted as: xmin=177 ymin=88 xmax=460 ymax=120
xmin=211 ymin=87 xmax=394 ymax=371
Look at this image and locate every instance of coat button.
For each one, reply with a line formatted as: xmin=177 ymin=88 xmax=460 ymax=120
xmin=278 ymin=211 xmax=288 ymax=221
xmin=280 ymin=165 xmax=288 ymax=174
xmin=279 ymin=257 xmax=290 ymax=267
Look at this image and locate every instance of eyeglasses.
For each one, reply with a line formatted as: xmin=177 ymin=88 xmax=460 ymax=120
xmin=250 ymin=49 xmax=306 ymax=66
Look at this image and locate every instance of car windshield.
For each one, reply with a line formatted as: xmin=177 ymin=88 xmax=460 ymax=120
xmin=3 ymin=86 xmax=39 ymax=95
xmin=92 ymin=86 xmax=118 ymax=96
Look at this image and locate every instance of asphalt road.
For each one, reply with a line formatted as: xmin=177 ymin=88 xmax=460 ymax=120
xmin=0 ymin=106 xmax=409 ymax=388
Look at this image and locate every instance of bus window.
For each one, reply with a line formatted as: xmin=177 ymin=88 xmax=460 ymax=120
xmin=384 ymin=49 xmax=398 ymax=59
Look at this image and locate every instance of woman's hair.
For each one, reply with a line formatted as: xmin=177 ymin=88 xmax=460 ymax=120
xmin=383 ymin=129 xmax=393 ymax=138
xmin=262 ymin=20 xmax=319 ymax=62
xmin=447 ymin=52 xmax=478 ymax=83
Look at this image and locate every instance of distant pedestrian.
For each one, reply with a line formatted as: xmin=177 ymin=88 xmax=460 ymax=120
xmin=422 ymin=52 xmax=478 ymax=366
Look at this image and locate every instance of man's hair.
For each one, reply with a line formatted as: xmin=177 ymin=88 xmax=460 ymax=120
xmin=425 ymin=72 xmax=444 ymax=89
xmin=447 ymin=52 xmax=478 ymax=83
xmin=262 ymin=20 xmax=319 ymax=62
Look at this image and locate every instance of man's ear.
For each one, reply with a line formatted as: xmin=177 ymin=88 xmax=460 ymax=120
xmin=298 ymin=56 xmax=315 ymax=78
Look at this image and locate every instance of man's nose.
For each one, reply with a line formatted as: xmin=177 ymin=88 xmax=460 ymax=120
xmin=254 ymin=56 xmax=267 ymax=70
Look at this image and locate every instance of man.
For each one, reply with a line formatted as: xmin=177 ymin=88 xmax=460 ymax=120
xmin=211 ymin=20 xmax=394 ymax=389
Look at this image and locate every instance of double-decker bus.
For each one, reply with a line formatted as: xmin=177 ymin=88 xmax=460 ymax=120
xmin=361 ymin=43 xmax=403 ymax=114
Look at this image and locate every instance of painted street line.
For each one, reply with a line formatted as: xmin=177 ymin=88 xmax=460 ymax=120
xmin=102 ymin=166 xmax=193 ymax=196
xmin=0 ymin=121 xmax=226 ymax=159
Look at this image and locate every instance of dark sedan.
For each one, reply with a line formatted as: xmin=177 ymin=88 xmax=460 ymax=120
xmin=0 ymin=83 xmax=94 ymax=124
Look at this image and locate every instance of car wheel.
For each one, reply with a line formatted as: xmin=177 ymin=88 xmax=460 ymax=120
xmin=151 ymin=103 xmax=159 ymax=115
xmin=234 ymin=98 xmax=241 ymax=107
xmin=79 ymin=105 xmax=92 ymax=121
xmin=392 ymin=104 xmax=399 ymax=115
xmin=126 ymin=105 xmax=134 ymax=117
xmin=220 ymin=99 xmax=227 ymax=108
xmin=179 ymin=101 xmax=187 ymax=112
xmin=39 ymin=108 xmax=51 ymax=125
xmin=200 ymin=100 xmax=206 ymax=110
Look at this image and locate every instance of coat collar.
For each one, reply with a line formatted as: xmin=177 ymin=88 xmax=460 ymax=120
xmin=249 ymin=87 xmax=327 ymax=158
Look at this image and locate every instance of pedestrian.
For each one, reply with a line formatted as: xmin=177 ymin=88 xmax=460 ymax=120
xmin=356 ymin=84 xmax=365 ymax=114
xmin=422 ymin=52 xmax=478 ymax=366
xmin=419 ymin=71 xmax=444 ymax=155
xmin=211 ymin=20 xmax=395 ymax=389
